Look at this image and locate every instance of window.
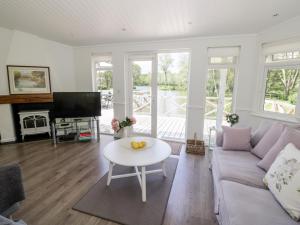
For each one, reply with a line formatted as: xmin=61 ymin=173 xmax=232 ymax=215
xmin=95 ymin=58 xmax=113 ymax=91
xmin=263 ymin=50 xmax=300 ymax=116
xmin=209 ymin=56 xmax=236 ymax=65
xmin=265 ymin=50 xmax=300 ymax=63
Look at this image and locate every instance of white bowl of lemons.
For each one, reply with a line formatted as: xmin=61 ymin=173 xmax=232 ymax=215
xmin=130 ymin=140 xmax=147 ymax=150
xmin=120 ymin=137 xmax=153 ymax=150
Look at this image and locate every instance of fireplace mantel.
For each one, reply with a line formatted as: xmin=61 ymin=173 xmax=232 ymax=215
xmin=0 ymin=94 xmax=53 ymax=104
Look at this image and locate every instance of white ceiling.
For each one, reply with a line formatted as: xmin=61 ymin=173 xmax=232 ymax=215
xmin=0 ymin=0 xmax=300 ymax=46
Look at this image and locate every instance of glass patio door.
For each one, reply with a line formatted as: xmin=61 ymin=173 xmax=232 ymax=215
xmin=157 ymin=52 xmax=189 ymax=141
xmin=128 ymin=55 xmax=157 ymax=137
xmin=93 ymin=56 xmax=114 ymax=134
xmin=204 ymin=67 xmax=235 ymax=132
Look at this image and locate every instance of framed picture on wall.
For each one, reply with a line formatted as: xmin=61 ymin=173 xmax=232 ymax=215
xmin=7 ymin=65 xmax=51 ymax=94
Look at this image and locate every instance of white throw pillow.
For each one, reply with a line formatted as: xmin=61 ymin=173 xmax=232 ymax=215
xmin=263 ymin=143 xmax=300 ymax=220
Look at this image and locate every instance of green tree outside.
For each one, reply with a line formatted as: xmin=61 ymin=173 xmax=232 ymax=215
xmin=97 ymin=70 xmax=113 ymax=91
xmin=265 ymin=69 xmax=300 ymax=104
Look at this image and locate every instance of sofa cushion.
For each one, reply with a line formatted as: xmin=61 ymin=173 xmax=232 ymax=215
xmin=218 ymin=180 xmax=299 ymax=225
xmin=216 ymin=122 xmax=267 ymax=148
xmin=212 ymin=147 xmax=266 ymax=189
xmin=263 ymin=143 xmax=300 ymax=220
xmin=222 ymin=126 xmax=252 ymax=151
xmin=258 ymin=127 xmax=300 ymax=171
xmin=251 ymin=122 xmax=285 ymax=159
xmin=250 ymin=120 xmax=273 ymax=147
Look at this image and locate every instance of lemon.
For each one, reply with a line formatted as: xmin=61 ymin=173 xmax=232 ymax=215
xmin=130 ymin=140 xmax=147 ymax=150
xmin=141 ymin=141 xmax=146 ymax=147
xmin=131 ymin=141 xmax=135 ymax=148
xmin=134 ymin=143 xmax=140 ymax=149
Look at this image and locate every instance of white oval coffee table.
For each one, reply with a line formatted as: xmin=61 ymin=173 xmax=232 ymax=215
xmin=103 ymin=136 xmax=171 ymax=202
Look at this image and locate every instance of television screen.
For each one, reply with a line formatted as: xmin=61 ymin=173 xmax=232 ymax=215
xmin=53 ymin=92 xmax=101 ymax=118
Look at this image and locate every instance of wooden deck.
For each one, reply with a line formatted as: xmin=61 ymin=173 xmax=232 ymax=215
xmin=99 ymin=108 xmax=219 ymax=143
xmin=133 ymin=115 xmax=186 ymax=140
xmin=99 ymin=112 xmax=186 ymax=140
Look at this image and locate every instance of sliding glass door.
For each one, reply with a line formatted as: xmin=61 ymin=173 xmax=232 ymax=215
xmin=157 ymin=52 xmax=189 ymax=140
xmin=128 ymin=52 xmax=189 ymax=141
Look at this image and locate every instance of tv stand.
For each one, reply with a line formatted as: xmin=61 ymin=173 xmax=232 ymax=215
xmin=52 ymin=117 xmax=100 ymax=147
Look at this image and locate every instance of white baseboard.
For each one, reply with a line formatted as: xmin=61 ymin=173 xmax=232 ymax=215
xmin=0 ymin=137 xmax=16 ymax=143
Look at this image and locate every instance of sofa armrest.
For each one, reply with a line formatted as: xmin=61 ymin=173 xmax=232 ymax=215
xmin=0 ymin=164 xmax=25 ymax=215
xmin=0 ymin=215 xmax=27 ymax=225
xmin=216 ymin=130 xmax=223 ymax=147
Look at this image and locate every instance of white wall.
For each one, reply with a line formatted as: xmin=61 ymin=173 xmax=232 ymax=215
xmin=73 ymin=34 xmax=258 ymax=139
xmin=0 ymin=27 xmax=14 ymax=142
xmin=0 ymin=29 xmax=76 ymax=142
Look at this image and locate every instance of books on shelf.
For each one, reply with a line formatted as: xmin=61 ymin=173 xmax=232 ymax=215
xmin=79 ymin=128 xmax=92 ymax=142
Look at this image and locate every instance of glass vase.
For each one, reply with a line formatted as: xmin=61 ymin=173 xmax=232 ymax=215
xmin=113 ymin=126 xmax=130 ymax=139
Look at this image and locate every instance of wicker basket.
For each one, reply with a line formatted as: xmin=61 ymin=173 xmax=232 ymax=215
xmin=186 ymin=133 xmax=205 ymax=155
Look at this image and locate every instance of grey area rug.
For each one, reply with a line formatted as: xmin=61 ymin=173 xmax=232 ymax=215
xmin=73 ymin=157 xmax=179 ymax=225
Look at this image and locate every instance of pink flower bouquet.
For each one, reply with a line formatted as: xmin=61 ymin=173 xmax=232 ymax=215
xmin=111 ymin=116 xmax=136 ymax=133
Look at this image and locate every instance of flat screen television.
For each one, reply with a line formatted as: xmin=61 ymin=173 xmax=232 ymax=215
xmin=53 ymin=92 xmax=101 ymax=118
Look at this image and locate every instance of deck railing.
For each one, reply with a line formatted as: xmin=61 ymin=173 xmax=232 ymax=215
xmin=133 ymin=92 xmax=235 ymax=119
xmin=264 ymin=99 xmax=295 ymax=114
xmin=204 ymin=97 xmax=232 ymax=119
xmin=133 ymin=91 xmax=187 ymax=117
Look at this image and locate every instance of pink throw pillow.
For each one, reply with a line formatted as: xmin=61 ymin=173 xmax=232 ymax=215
xmin=222 ymin=126 xmax=252 ymax=151
xmin=251 ymin=122 xmax=285 ymax=159
xmin=258 ymin=127 xmax=300 ymax=171
xmin=250 ymin=121 xmax=273 ymax=147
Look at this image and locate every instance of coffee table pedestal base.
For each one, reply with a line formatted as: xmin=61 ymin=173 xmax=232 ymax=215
xmin=106 ymin=161 xmax=167 ymax=202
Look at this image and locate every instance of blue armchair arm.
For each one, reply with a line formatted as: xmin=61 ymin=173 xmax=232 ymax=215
xmin=0 ymin=164 xmax=25 ymax=216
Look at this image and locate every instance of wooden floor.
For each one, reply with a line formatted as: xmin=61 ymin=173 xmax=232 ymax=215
xmin=0 ymin=136 xmax=218 ymax=225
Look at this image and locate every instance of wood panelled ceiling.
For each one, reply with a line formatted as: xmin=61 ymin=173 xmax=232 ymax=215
xmin=0 ymin=0 xmax=300 ymax=46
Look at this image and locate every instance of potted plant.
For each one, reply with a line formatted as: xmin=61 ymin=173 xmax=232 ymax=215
xmin=225 ymin=113 xmax=239 ymax=127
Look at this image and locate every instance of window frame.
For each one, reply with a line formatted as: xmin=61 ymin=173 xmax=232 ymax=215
xmin=95 ymin=60 xmax=113 ymax=72
xmin=266 ymin=50 xmax=300 ymax=63
xmin=208 ymin=56 xmax=238 ymax=66
xmin=208 ymin=56 xmax=237 ymax=67
xmin=260 ymin=56 xmax=300 ymax=118
xmin=206 ymin=55 xmax=239 ymax=115
xmin=93 ymin=57 xmax=113 ymax=92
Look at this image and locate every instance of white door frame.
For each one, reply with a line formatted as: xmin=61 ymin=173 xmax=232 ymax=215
xmin=128 ymin=54 xmax=158 ymax=137
xmin=216 ymin=69 xmax=227 ymax=129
